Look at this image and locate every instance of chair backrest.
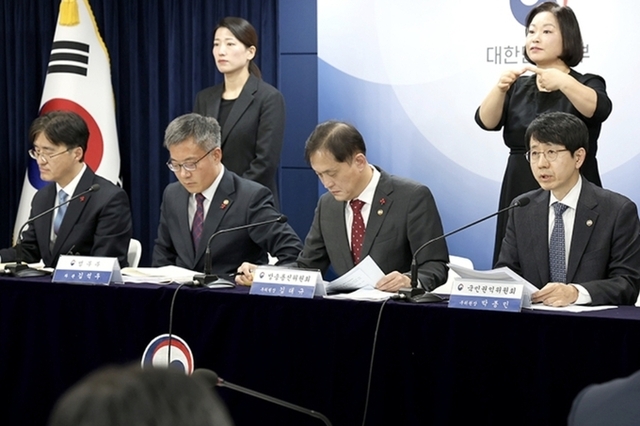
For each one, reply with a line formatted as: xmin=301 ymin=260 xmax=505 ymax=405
xmin=432 ymin=255 xmax=474 ymax=295
xmin=127 ymin=238 xmax=142 ymax=268
xmin=449 ymin=255 xmax=474 ymax=270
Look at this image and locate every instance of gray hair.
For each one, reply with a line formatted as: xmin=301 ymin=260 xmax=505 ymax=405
xmin=163 ymin=113 xmax=221 ymax=151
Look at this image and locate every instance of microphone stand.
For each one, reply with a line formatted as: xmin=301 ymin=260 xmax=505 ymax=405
xmin=219 ymin=378 xmax=333 ymax=426
xmin=192 ymin=368 xmax=332 ymax=426
xmin=5 ymin=240 xmax=47 ymax=277
xmin=193 ymin=215 xmax=287 ymax=287
xmin=398 ymin=197 xmax=530 ymax=303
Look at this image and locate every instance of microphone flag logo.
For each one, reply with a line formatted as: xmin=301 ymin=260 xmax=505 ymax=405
xmin=141 ymin=334 xmax=195 ymax=374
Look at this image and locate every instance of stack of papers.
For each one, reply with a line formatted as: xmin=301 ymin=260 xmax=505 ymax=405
xmin=121 ymin=266 xmax=199 ymax=284
xmin=448 ymin=264 xmax=537 ymax=289
xmin=322 ymin=256 xmax=396 ymax=301
xmin=325 ymin=256 xmax=384 ymax=293
xmin=325 ymin=287 xmax=393 ymax=301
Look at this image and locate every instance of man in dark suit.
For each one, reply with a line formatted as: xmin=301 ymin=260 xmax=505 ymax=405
xmin=193 ymin=73 xmax=285 ymax=208
xmin=568 ymin=369 xmax=640 ymax=426
xmin=0 ymin=111 xmax=132 ymax=267
xmin=238 ymin=121 xmax=449 ymax=292
xmin=496 ymin=111 xmax=640 ymax=306
xmin=152 ymin=113 xmax=301 ymax=274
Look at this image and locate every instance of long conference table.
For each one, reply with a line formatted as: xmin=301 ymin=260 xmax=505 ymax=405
xmin=2 ymin=274 xmax=640 ymax=426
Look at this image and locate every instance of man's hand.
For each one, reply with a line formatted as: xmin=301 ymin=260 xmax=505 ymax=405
xmin=532 ymin=282 xmax=578 ymax=307
xmin=376 ymin=271 xmax=411 ymax=292
xmin=235 ymin=262 xmax=257 ymax=286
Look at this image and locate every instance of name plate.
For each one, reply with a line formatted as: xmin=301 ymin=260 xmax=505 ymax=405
xmin=52 ymin=255 xmax=123 ymax=285
xmin=250 ymin=266 xmax=325 ymax=299
xmin=448 ymin=279 xmax=528 ymax=312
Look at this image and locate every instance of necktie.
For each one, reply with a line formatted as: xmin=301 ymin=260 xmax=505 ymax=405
xmin=192 ymin=193 xmax=205 ymax=250
xmin=53 ymin=190 xmax=68 ymax=235
xmin=350 ymin=199 xmax=366 ymax=264
xmin=549 ymin=202 xmax=569 ymax=283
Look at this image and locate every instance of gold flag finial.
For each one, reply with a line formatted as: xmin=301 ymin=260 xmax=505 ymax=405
xmin=60 ymin=0 xmax=80 ymax=26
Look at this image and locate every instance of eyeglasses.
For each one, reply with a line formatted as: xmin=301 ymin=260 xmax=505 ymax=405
xmin=166 ymin=148 xmax=214 ymax=172
xmin=525 ymin=149 xmax=569 ymax=163
xmin=28 ymin=148 xmax=71 ymax=161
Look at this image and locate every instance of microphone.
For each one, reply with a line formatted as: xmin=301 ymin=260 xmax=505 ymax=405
xmin=399 ymin=196 xmax=530 ymax=302
xmin=192 ymin=368 xmax=332 ymax=426
xmin=6 ymin=184 xmax=100 ymax=277
xmin=193 ymin=215 xmax=288 ymax=287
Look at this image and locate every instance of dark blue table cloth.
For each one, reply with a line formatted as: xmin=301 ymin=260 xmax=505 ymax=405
xmin=2 ymin=274 xmax=640 ymax=425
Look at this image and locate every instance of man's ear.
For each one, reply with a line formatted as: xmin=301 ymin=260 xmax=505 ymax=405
xmin=73 ymin=146 xmax=84 ymax=162
xmin=212 ymin=147 xmax=223 ymax=162
xmin=574 ymin=147 xmax=586 ymax=169
xmin=353 ymin=152 xmax=368 ymax=170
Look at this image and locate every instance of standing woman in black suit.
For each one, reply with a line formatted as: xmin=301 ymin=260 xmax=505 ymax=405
xmin=194 ymin=17 xmax=285 ymax=209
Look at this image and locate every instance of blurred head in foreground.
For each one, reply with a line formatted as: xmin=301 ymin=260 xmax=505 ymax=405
xmin=48 ymin=364 xmax=234 ymax=426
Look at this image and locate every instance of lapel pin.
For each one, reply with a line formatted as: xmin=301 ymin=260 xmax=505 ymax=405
xmin=586 ymin=219 xmax=593 ymax=227
xmin=379 ymin=198 xmax=386 ymax=205
xmin=221 ymin=199 xmax=229 ymax=209
xmin=377 ymin=209 xmax=384 ymax=216
xmin=80 ymin=196 xmax=85 ymax=202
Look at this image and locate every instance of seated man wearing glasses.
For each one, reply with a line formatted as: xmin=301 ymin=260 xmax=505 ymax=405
xmin=0 ymin=110 xmax=132 ymax=267
xmin=496 ymin=111 xmax=640 ymax=306
xmin=152 ymin=113 xmax=302 ymax=274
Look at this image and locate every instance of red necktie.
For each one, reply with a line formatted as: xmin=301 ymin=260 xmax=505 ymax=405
xmin=192 ymin=193 xmax=205 ymax=250
xmin=350 ymin=199 xmax=366 ymax=264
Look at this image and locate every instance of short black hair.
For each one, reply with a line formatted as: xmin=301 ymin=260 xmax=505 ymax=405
xmin=304 ymin=120 xmax=366 ymax=164
xmin=29 ymin=111 xmax=89 ymax=161
xmin=525 ymin=111 xmax=588 ymax=155
xmin=523 ymin=2 xmax=584 ymax=67
xmin=47 ymin=364 xmax=234 ymax=426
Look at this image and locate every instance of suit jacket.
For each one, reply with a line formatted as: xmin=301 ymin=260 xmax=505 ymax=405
xmin=296 ymin=168 xmax=449 ymax=291
xmin=496 ymin=180 xmax=640 ymax=305
xmin=1 ymin=168 xmax=132 ymax=267
xmin=193 ymin=74 xmax=285 ymax=208
xmin=568 ymin=369 xmax=640 ymax=426
xmin=152 ymin=169 xmax=302 ymax=274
